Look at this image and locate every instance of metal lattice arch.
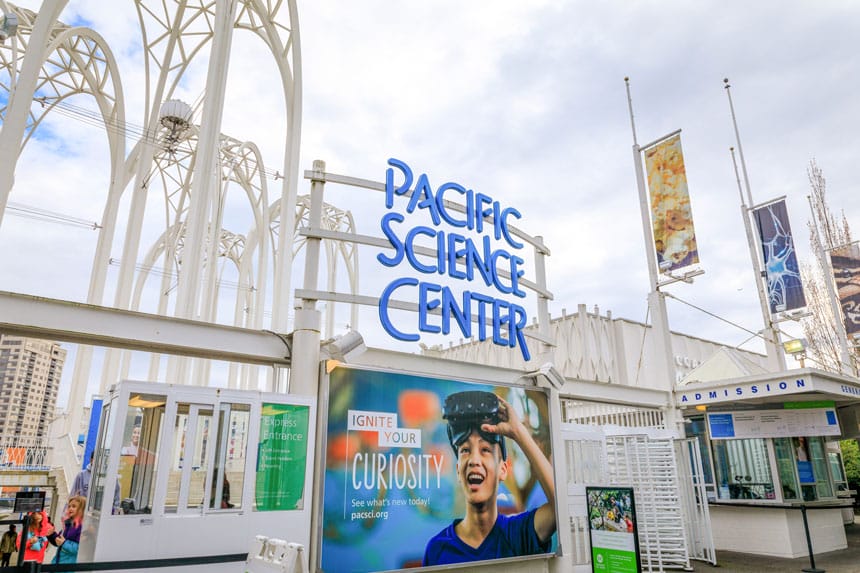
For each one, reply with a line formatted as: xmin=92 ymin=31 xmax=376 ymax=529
xmin=270 ymin=194 xmax=360 ymax=340
xmin=0 ymin=0 xmax=303 ymax=438
xmin=117 ymin=132 xmax=272 ymax=391
xmin=0 ymin=1 xmax=127 ymax=309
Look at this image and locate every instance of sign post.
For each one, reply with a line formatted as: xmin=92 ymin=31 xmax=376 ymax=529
xmin=14 ymin=490 xmax=45 ymax=513
xmin=586 ymin=486 xmax=641 ymax=573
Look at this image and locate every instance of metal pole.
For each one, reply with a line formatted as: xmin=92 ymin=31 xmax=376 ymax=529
xmin=725 ymin=80 xmax=786 ymax=371
xmin=16 ymin=514 xmax=28 ymax=569
xmin=169 ymin=0 xmax=239 ymax=385
xmin=624 ymin=78 xmax=682 ymax=434
xmin=800 ymin=505 xmax=825 ymax=573
xmin=289 ymin=160 xmax=325 ymax=395
xmin=729 ymin=148 xmax=785 ymax=370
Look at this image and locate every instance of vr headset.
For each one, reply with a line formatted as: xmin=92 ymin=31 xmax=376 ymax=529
xmin=443 ymin=391 xmax=507 ymax=460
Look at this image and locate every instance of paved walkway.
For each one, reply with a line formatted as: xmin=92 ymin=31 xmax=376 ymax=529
xmin=693 ymin=518 xmax=860 ymax=573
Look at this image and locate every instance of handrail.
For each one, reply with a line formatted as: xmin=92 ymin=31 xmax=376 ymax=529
xmin=0 ymin=553 xmax=247 ymax=571
xmin=708 ymin=500 xmax=851 ymax=510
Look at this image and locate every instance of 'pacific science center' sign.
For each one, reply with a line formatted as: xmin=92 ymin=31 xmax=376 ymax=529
xmin=377 ymin=158 xmax=532 ymax=361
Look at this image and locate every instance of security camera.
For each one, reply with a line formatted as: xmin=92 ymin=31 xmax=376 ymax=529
xmin=529 ymin=363 xmax=566 ymax=390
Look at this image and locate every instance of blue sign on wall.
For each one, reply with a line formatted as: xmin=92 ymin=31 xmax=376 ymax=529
xmin=707 ymin=413 xmax=735 ymax=438
xmin=82 ymin=396 xmax=103 ymax=469
xmin=797 ymin=461 xmax=815 ymax=484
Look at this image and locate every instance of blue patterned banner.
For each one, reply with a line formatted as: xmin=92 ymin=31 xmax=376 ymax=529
xmin=752 ymin=199 xmax=806 ymax=314
xmin=830 ymin=243 xmax=860 ymax=336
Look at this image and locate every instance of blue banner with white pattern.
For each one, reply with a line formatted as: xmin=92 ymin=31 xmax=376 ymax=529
xmin=752 ymin=199 xmax=806 ymax=314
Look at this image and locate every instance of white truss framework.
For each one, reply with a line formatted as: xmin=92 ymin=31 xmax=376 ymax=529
xmin=0 ymin=0 xmax=310 ymax=437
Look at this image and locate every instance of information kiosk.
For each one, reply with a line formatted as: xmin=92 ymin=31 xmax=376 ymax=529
xmin=78 ymin=380 xmax=315 ymax=569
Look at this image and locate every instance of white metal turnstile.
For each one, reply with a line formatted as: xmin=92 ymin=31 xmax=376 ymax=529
xmin=561 ymin=424 xmax=715 ymax=572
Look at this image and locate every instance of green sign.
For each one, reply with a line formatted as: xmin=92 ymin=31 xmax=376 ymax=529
xmin=586 ymin=486 xmax=640 ymax=573
xmin=784 ymin=400 xmax=836 ymax=409
xmin=255 ymin=403 xmax=309 ymax=510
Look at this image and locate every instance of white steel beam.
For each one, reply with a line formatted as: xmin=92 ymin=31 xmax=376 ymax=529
xmin=560 ymin=378 xmax=670 ymax=409
xmin=0 ymin=291 xmax=291 ymax=366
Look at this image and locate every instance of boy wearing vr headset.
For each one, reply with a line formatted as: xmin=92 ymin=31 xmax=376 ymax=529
xmin=422 ymin=390 xmax=556 ymax=566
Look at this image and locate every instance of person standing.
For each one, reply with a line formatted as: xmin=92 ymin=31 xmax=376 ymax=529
xmin=17 ymin=510 xmax=53 ymax=564
xmin=70 ymin=453 xmax=94 ymax=498
xmin=49 ymin=495 xmax=85 ymax=569
xmin=1 ymin=524 xmax=16 ymax=567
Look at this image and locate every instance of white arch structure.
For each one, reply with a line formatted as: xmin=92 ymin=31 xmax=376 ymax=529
xmin=0 ymin=0 xmax=331 ymax=439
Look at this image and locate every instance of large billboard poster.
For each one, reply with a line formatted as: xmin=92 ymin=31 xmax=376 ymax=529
xmin=643 ymin=134 xmax=700 ymax=273
xmin=321 ymin=365 xmax=557 ymax=572
xmin=752 ymin=199 xmax=806 ymax=313
xmin=830 ymin=243 xmax=860 ymax=336
xmin=586 ymin=487 xmax=640 ymax=573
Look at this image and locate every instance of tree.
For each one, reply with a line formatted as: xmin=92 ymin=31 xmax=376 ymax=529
xmin=841 ymin=438 xmax=860 ymax=496
xmin=800 ymin=161 xmax=860 ymax=501
xmin=801 ymin=160 xmax=858 ymax=373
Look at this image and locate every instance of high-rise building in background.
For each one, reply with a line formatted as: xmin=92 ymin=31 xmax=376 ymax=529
xmin=0 ymin=334 xmax=66 ymax=442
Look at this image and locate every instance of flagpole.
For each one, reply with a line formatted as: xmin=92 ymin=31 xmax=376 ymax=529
xmin=725 ymin=80 xmax=786 ymax=371
xmin=625 ymin=77 xmax=681 ymax=434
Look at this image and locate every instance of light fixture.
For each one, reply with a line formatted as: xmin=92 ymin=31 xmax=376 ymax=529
xmin=321 ymin=330 xmax=366 ymax=363
xmin=782 ymin=338 xmax=808 ymax=367
xmin=128 ymin=394 xmax=166 ymax=408
xmin=0 ymin=12 xmax=18 ymax=43
xmin=782 ymin=338 xmax=807 ymax=355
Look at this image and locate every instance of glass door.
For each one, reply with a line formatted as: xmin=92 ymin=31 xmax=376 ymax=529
xmin=165 ymin=403 xmax=214 ymax=514
xmin=773 ymin=438 xmax=799 ymax=501
xmin=808 ymin=437 xmax=834 ymax=499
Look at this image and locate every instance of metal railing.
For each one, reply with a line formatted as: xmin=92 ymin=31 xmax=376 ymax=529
xmin=0 ymin=437 xmax=50 ymax=470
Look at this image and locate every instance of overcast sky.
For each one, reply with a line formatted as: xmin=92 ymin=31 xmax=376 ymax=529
xmin=2 ymin=1 xmax=859 ymax=405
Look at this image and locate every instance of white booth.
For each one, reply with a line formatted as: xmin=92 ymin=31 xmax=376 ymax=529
xmin=78 ymin=380 xmax=316 ymax=570
xmin=679 ymin=368 xmax=858 ymax=558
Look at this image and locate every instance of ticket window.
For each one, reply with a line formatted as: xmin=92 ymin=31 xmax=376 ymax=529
xmin=827 ymin=445 xmax=849 ymax=494
xmin=773 ymin=436 xmax=835 ymax=502
xmin=773 ymin=438 xmax=800 ymax=501
xmin=712 ymin=438 xmax=776 ymax=500
xmin=808 ymin=437 xmax=834 ymax=500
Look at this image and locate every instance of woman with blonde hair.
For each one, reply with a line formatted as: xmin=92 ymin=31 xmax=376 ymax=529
xmin=49 ymin=495 xmax=85 ymax=567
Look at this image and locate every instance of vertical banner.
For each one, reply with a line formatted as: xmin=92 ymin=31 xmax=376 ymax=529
xmin=643 ymin=134 xmax=700 ymax=272
xmin=83 ymin=396 xmax=104 ymax=469
xmin=255 ymin=403 xmax=310 ymax=510
xmin=586 ymin=487 xmax=640 ymax=573
xmin=752 ymin=199 xmax=806 ymax=313
xmin=321 ymin=366 xmax=557 ymax=573
xmin=830 ymin=243 xmax=860 ymax=336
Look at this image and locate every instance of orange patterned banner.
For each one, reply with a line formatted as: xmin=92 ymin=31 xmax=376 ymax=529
xmin=644 ymin=134 xmax=699 ymax=273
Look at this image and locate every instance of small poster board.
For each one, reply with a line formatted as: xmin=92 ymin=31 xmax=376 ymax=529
xmin=14 ymin=491 xmax=45 ymax=513
xmin=586 ymin=486 xmax=641 ymax=573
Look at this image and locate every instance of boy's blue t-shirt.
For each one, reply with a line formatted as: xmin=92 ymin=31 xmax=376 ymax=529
xmin=422 ymin=509 xmax=550 ymax=566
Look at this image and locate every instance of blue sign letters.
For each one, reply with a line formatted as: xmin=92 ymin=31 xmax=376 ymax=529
xmin=378 ymin=159 xmax=532 ymax=360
